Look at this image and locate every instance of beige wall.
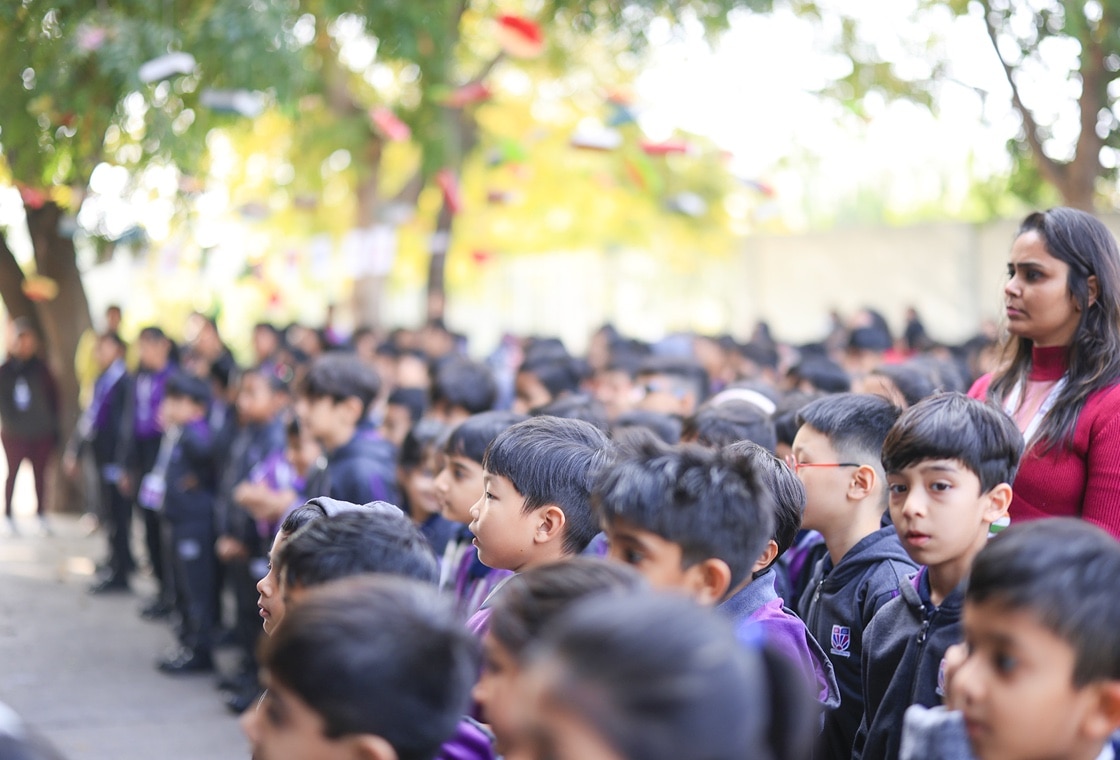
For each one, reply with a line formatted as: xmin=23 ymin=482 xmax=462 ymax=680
xmin=384 ymin=214 xmax=1120 ymax=355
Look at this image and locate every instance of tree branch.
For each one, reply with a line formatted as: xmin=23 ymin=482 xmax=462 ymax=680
xmin=978 ymin=0 xmax=1067 ymax=191
xmin=0 ymin=226 xmax=42 ymax=334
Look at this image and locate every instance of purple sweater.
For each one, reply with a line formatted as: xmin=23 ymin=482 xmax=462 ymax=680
xmin=720 ymin=569 xmax=841 ymax=710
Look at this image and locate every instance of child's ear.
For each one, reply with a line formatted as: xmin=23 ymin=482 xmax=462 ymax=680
xmin=982 ymin=483 xmax=1013 ymax=524
xmin=1081 ymin=680 xmax=1120 ymax=742
xmin=847 ymin=465 xmax=877 ymax=501
xmin=351 ymin=734 xmax=398 ymax=760
xmin=534 ymin=505 xmax=567 ymax=544
xmin=1088 ymin=274 xmax=1100 ymax=308
xmin=751 ymin=540 xmax=779 ymax=575
xmin=688 ymin=558 xmax=733 ymax=605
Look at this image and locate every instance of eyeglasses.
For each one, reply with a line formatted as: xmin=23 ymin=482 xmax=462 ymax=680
xmin=784 ymin=454 xmax=861 ymax=474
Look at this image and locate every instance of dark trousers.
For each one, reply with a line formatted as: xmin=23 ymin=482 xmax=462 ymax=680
xmin=132 ymin=437 xmax=168 ymax=598
xmin=2 ymin=433 xmax=54 ymax=517
xmin=167 ymin=517 xmax=216 ymax=655
xmin=100 ymin=469 xmax=135 ymax=578
xmin=231 ymin=556 xmax=266 ymax=674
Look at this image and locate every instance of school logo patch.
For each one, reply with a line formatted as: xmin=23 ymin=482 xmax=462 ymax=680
xmin=830 ymin=625 xmax=851 ymax=657
xmin=936 ymin=656 xmax=947 ymax=697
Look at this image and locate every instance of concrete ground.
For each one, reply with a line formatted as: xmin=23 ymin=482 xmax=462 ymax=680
xmin=0 ymin=464 xmax=248 ymax=760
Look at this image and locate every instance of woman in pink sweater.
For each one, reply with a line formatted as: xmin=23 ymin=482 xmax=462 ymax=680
xmin=969 ymin=207 xmax=1120 ymax=538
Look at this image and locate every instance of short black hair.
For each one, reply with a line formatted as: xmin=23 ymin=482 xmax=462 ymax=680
xmin=489 ymin=558 xmax=645 ymax=659
xmin=164 ymin=371 xmax=210 ymax=406
xmin=98 ymin=330 xmax=128 ymax=353
xmin=301 ymin=353 xmax=380 ymax=415
xmin=772 ymin=391 xmax=820 ymax=449
xmin=683 ymin=400 xmax=778 ymax=452
xmin=262 ymin=576 xmax=477 ymax=759
xmin=518 ymin=356 xmax=582 ymax=401
xmin=967 ymin=518 xmax=1120 ymax=686
xmin=789 ymin=357 xmax=850 ymax=394
xmin=725 ymin=441 xmax=804 ymax=562
xmin=387 ymin=387 xmax=428 ymax=425
xmin=444 ymin=411 xmax=528 ymax=464
xmin=242 ymin=363 xmax=291 ymax=394
xmin=399 ymin=418 xmax=447 ymax=471
xmin=611 ymin=410 xmax=682 ymax=445
xmin=432 ymin=358 xmax=497 ymax=416
xmin=278 ymin=504 xmax=324 ymax=537
xmin=594 ymin=441 xmax=775 ymax=588
xmin=532 ymin=394 xmax=610 ymax=434
xmin=881 ymin=392 xmax=1024 ymax=493
xmin=279 ymin=510 xmax=439 ymax=590
xmin=797 ymin=393 xmax=903 ymax=476
xmin=484 ymin=417 xmax=612 ymax=554
xmin=868 ymin=363 xmax=938 ymax=407
xmin=636 ymin=357 xmax=710 ymax=405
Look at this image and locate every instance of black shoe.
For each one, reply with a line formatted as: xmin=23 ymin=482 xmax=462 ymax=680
xmin=140 ymin=599 xmax=173 ymax=620
xmin=225 ymin=688 xmax=261 ymax=715
xmin=157 ymin=648 xmax=214 ymax=674
xmin=89 ymin=576 xmax=130 ymax=595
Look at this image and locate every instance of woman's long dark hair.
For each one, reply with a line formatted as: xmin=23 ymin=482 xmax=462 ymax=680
xmin=988 ymin=208 xmax=1120 ymax=451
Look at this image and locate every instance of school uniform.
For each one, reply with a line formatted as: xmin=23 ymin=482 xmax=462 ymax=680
xmin=720 ymin=568 xmax=841 ymax=712
xmin=161 ymin=418 xmax=219 ymax=663
xmin=777 ymin=529 xmax=828 ymax=603
xmin=67 ymin=359 xmax=133 ymax=583
xmin=306 ymin=423 xmax=399 ymax=505
xmin=796 ymin=525 xmax=918 ymax=760
xmin=853 ymin=567 xmax=964 ymax=760
xmin=119 ymin=363 xmax=175 ymax=599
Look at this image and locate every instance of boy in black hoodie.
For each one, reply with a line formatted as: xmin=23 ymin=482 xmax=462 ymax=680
xmin=791 ymin=393 xmax=917 ymax=760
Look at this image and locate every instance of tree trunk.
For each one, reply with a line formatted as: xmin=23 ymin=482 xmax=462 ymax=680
xmin=26 ymin=201 xmax=92 ymax=513
xmin=0 ymin=231 xmax=44 ymax=335
xmin=426 ymin=200 xmax=455 ymax=323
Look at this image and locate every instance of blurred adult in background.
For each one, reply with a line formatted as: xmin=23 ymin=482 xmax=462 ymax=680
xmin=0 ymin=319 xmax=59 ymax=535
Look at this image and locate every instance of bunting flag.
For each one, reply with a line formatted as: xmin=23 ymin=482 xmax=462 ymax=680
xmin=369 ymin=106 xmax=411 ymax=141
xmin=570 ymin=124 xmax=622 ymax=151
xmin=200 ymin=89 xmax=266 ymax=118
xmin=442 ymin=82 xmax=492 ymax=108
xmin=22 ymin=275 xmax=58 ymax=302
xmin=495 ymin=15 xmax=545 ymax=58
xmin=666 ymin=192 xmax=707 ymax=217
xmin=639 ymin=139 xmax=694 ymax=156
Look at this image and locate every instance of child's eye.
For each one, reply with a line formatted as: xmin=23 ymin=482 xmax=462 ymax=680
xmin=993 ymin=652 xmax=1017 ymax=675
xmin=888 ymin=483 xmax=908 ymax=495
xmin=484 ymin=491 xmax=495 ymax=501
xmin=929 ymin=481 xmax=952 ymax=492
xmin=623 ymin=548 xmax=644 ymax=565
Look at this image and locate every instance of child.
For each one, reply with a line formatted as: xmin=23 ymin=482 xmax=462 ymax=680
xmin=242 ymin=576 xmax=478 ymax=760
xmin=512 ymin=356 xmax=582 ymax=414
xmin=398 ymin=419 xmax=458 ymax=556
xmin=64 ymin=331 xmax=132 ymax=592
xmin=595 ymin=440 xmax=839 ymax=711
xmin=946 ymin=518 xmax=1120 ymax=760
xmin=853 ymin=392 xmax=1023 ymax=760
xmin=380 ymin=386 xmax=427 ymax=447
xmin=296 ymin=353 xmax=397 ymax=505
xmin=634 ymin=356 xmax=709 ymax=417
xmin=474 ymin=558 xmax=645 ymax=757
xmin=681 ymin=399 xmax=778 ymax=452
xmin=433 ymin=411 xmax=526 ymax=619
xmin=466 ymin=416 xmax=612 ymax=632
xmin=430 ymin=358 xmax=498 ymax=425
xmin=471 ymin=416 xmax=611 ymax=572
xmin=152 ymin=372 xmax=218 ymax=674
xmin=521 ymin=590 xmax=818 ymax=760
xmin=791 ymin=393 xmax=917 ymax=760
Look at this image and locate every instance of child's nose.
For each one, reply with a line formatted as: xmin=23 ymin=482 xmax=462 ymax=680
xmin=469 ymin=497 xmax=483 ymax=520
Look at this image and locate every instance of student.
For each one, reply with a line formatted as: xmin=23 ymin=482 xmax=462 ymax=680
xmin=853 ymin=393 xmax=1023 ymax=760
xmin=520 ymin=591 xmax=818 ymax=760
xmin=474 ymin=558 xmax=645 ymax=757
xmin=595 ymin=441 xmax=839 ymax=711
xmin=430 ymin=358 xmax=498 ymax=425
xmin=898 ymin=519 xmax=1120 ymax=760
xmin=398 ymin=419 xmax=458 ymax=556
xmin=789 ymin=393 xmax=917 ymax=760
xmin=513 ymin=356 xmax=582 ymax=414
xmin=296 ymin=353 xmax=398 ymax=505
xmin=945 ymin=519 xmax=1120 ymax=760
xmin=380 ymin=386 xmax=428 ymax=447
xmin=119 ymin=326 xmax=177 ymax=619
xmin=433 ymin=411 xmax=526 ymax=619
xmin=634 ymin=356 xmax=709 ymax=417
xmin=242 ymin=576 xmax=478 ymax=760
xmin=467 ymin=417 xmax=611 ymax=631
xmin=64 ymin=331 xmax=132 ymax=592
xmin=153 ymin=372 xmax=219 ymax=674
xmin=681 ymin=399 xmax=778 ymax=452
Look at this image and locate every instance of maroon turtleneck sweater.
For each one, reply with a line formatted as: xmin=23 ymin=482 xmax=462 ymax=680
xmin=970 ymin=346 xmax=1120 ymax=539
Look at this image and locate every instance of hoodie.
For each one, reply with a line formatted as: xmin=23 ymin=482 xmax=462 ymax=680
xmin=853 ymin=567 xmax=965 ymax=760
xmin=313 ymin=426 xmax=399 ymax=506
xmin=720 ymin=568 xmax=841 ymax=711
xmin=796 ymin=525 xmax=918 ymax=760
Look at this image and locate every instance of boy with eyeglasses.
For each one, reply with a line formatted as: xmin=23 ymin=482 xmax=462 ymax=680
xmin=790 ymin=393 xmax=917 ymax=760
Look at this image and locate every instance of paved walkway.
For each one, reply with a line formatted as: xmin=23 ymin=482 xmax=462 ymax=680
xmin=1 ymin=504 xmax=248 ymax=759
